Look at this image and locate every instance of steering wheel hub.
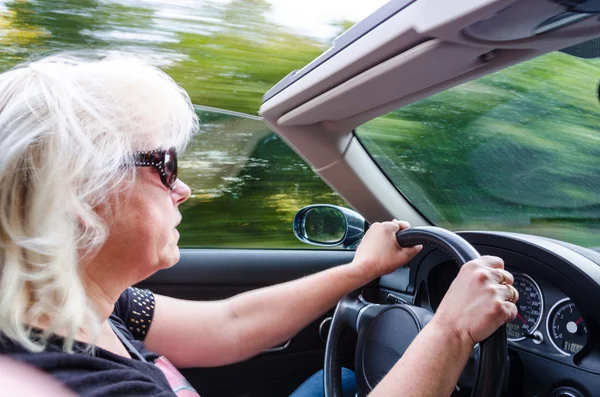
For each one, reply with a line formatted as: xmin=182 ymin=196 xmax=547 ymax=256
xmin=358 ymin=305 xmax=432 ymax=390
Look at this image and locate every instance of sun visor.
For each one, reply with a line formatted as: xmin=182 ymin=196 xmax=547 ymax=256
xmin=414 ymin=0 xmax=600 ymax=42
xmin=464 ymin=0 xmax=598 ymax=41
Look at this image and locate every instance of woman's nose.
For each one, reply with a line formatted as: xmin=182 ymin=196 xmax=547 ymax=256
xmin=172 ymin=179 xmax=191 ymax=205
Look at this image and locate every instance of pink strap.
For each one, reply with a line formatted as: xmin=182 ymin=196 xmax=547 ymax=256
xmin=154 ymin=356 xmax=201 ymax=397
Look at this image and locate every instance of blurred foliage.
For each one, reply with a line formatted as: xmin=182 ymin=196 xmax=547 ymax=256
xmin=357 ymin=52 xmax=600 ymax=247
xmin=0 ymin=0 xmax=347 ymax=248
xmin=1 ymin=0 xmax=599 ymax=248
xmin=0 ymin=0 xmax=325 ymax=114
xmin=176 ymin=109 xmax=346 ymax=248
xmin=167 ymin=3 xmax=323 ymax=114
xmin=0 ymin=0 xmax=155 ymax=64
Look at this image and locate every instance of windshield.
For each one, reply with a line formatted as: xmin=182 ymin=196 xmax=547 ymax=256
xmin=356 ymin=50 xmax=600 ymax=247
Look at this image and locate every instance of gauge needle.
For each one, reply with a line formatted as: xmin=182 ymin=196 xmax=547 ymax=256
xmin=576 ymin=317 xmax=583 ymax=325
xmin=517 ymin=313 xmax=527 ymax=325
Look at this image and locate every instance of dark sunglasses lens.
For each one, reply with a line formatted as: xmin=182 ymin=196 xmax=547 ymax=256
xmin=164 ymin=149 xmax=177 ymax=188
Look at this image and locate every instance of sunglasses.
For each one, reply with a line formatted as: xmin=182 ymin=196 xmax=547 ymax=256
xmin=132 ymin=147 xmax=178 ymax=190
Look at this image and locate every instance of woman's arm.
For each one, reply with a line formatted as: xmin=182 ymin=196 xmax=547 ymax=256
xmin=370 ymin=256 xmax=518 ymax=397
xmin=146 ymin=262 xmax=366 ymax=368
xmin=144 ymin=221 xmax=421 ymax=368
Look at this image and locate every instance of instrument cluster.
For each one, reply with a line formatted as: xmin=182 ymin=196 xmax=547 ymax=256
xmin=507 ymin=273 xmax=589 ymax=359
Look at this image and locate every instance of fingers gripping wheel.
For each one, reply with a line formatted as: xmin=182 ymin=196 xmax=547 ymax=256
xmin=324 ymin=226 xmax=508 ymax=397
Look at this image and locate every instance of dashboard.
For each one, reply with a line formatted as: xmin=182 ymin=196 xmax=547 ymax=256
xmin=377 ymin=231 xmax=600 ymax=397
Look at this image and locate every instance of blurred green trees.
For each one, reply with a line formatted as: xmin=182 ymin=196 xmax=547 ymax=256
xmin=0 ymin=0 xmax=347 ymax=248
xmin=0 ymin=1 xmax=155 ymax=65
xmin=165 ymin=0 xmax=324 ymax=114
xmin=357 ymin=52 xmax=600 ymax=246
xmin=0 ymin=0 xmax=325 ymax=113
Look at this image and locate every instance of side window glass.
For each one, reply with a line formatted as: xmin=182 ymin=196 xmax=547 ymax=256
xmin=178 ymin=107 xmax=348 ymax=248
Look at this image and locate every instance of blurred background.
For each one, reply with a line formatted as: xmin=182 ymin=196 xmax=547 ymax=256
xmin=0 ymin=0 xmax=385 ymax=248
xmin=1 ymin=0 xmax=599 ymax=248
xmin=0 ymin=0 xmax=383 ymax=113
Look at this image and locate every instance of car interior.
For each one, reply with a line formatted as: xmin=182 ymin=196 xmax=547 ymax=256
xmin=139 ymin=0 xmax=600 ymax=396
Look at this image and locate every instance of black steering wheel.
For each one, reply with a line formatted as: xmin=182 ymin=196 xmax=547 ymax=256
xmin=324 ymin=226 xmax=508 ymax=397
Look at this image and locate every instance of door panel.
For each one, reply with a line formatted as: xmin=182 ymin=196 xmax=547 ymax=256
xmin=143 ymin=249 xmax=355 ymax=287
xmin=137 ymin=249 xmax=368 ymax=397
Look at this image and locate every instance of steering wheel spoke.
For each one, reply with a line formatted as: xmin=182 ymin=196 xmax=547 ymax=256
xmin=330 ymin=290 xmax=372 ymax=333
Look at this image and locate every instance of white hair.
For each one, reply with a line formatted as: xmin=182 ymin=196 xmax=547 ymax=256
xmin=0 ymin=52 xmax=198 ymax=352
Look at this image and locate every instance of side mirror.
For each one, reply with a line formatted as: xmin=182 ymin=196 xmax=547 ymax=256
xmin=293 ymin=205 xmax=367 ymax=249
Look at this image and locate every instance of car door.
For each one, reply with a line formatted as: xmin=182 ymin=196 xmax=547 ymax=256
xmin=137 ymin=106 xmax=367 ymax=397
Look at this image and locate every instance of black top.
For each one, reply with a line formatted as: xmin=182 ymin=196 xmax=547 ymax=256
xmin=0 ymin=288 xmax=177 ymax=397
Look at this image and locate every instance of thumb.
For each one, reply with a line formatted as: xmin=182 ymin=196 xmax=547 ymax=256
xmin=393 ymin=219 xmax=411 ymax=231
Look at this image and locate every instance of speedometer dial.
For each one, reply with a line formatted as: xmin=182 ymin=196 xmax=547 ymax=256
xmin=506 ymin=274 xmax=544 ymax=341
xmin=547 ymin=298 xmax=588 ymax=356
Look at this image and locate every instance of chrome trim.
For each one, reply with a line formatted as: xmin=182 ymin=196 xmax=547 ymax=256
xmin=508 ymin=273 xmax=544 ymax=342
xmin=319 ymin=317 xmax=333 ymax=343
xmin=264 ymin=339 xmax=291 ymax=353
xmin=554 ymin=392 xmax=577 ymax=397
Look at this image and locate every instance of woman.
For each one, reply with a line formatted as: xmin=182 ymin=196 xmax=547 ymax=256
xmin=0 ymin=54 xmax=519 ymax=397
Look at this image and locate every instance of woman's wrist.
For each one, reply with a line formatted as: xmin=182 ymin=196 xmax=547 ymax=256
xmin=348 ymin=258 xmax=379 ymax=284
xmin=428 ymin=314 xmax=476 ymax=352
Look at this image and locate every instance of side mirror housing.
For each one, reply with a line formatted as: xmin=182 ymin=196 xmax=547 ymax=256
xmin=293 ymin=205 xmax=367 ymax=249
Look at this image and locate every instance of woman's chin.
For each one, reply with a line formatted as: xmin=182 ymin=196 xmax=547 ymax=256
xmin=167 ymin=250 xmax=181 ymax=268
xmin=157 ymin=246 xmax=181 ymax=270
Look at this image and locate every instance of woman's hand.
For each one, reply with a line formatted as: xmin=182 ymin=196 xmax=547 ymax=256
xmin=351 ymin=220 xmax=422 ymax=281
xmin=431 ymin=256 xmax=519 ymax=346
